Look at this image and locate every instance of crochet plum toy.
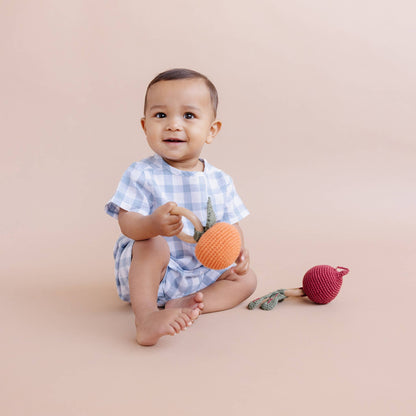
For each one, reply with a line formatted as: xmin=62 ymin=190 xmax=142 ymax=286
xmin=171 ymin=198 xmax=241 ymax=270
xmin=248 ymin=265 xmax=350 ymax=310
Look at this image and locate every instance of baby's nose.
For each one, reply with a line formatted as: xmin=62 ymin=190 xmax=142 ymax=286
xmin=166 ymin=116 xmax=183 ymax=131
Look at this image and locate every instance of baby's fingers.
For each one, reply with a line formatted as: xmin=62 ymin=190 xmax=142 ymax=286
xmin=166 ymin=213 xmax=182 ymax=225
xmin=165 ymin=221 xmax=184 ymax=237
xmin=232 ymin=260 xmax=249 ymax=276
xmin=234 ymin=262 xmax=249 ymax=275
xmin=233 ymin=250 xmax=250 ymax=275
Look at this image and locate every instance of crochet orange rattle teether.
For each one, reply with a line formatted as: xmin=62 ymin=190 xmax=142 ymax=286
xmin=171 ymin=198 xmax=241 ymax=270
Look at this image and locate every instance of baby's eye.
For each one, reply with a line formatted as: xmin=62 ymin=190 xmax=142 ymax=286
xmin=155 ymin=112 xmax=166 ymax=118
xmin=183 ymin=112 xmax=195 ymax=119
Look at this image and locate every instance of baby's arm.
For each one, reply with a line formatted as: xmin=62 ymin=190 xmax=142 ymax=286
xmin=118 ymin=202 xmax=183 ymax=241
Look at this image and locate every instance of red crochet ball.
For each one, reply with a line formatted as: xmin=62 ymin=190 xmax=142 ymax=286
xmin=302 ymin=265 xmax=349 ymax=304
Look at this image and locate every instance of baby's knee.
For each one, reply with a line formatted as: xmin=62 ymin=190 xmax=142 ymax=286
xmin=244 ymin=269 xmax=257 ymax=295
xmin=222 ymin=268 xmax=257 ymax=294
xmin=132 ymin=236 xmax=170 ymax=265
xmin=234 ymin=269 xmax=257 ymax=297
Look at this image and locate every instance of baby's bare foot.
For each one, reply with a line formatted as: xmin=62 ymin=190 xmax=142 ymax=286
xmin=165 ymin=292 xmax=205 ymax=313
xmin=135 ymin=308 xmax=199 ymax=346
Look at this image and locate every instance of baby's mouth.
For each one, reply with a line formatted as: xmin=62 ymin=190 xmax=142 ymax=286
xmin=163 ymin=138 xmax=186 ymax=143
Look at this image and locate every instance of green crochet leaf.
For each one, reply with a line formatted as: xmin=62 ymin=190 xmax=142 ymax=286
xmin=248 ymin=289 xmax=287 ymax=311
xmin=247 ymin=295 xmax=268 ymax=310
xmin=193 ymin=229 xmax=204 ymax=242
xmin=193 ymin=197 xmax=217 ymax=242
xmin=205 ymin=197 xmax=216 ymax=229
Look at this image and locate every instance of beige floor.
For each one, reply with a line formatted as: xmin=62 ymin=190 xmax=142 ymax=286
xmin=2 ymin=224 xmax=414 ymax=415
xmin=2 ymin=2 xmax=415 ymax=415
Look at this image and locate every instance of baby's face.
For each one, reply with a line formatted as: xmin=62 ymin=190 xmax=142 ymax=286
xmin=141 ymin=78 xmax=221 ymax=171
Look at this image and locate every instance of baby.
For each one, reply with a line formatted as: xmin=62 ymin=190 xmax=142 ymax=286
xmin=105 ymin=68 xmax=257 ymax=345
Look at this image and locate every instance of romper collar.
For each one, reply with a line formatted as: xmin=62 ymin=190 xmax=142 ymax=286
xmin=153 ymin=154 xmax=208 ymax=176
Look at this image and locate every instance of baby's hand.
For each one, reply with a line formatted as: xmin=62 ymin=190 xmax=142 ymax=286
xmin=151 ymin=202 xmax=183 ymax=237
xmin=231 ymin=247 xmax=250 ymax=276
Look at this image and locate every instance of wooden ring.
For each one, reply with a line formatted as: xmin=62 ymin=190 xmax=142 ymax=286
xmin=170 ymin=206 xmax=204 ymax=244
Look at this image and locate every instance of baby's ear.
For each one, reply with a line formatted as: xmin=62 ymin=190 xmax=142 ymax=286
xmin=206 ymin=120 xmax=222 ymax=144
xmin=140 ymin=117 xmax=147 ymax=134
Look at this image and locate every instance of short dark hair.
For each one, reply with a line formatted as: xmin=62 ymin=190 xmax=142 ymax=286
xmin=144 ymin=68 xmax=218 ymax=117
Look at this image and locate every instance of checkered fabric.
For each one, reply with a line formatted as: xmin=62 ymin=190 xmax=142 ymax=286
xmin=105 ymin=154 xmax=249 ymax=306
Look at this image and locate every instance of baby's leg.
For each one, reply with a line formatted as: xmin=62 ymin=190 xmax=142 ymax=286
xmin=166 ymin=268 xmax=257 ymax=314
xmin=165 ymin=291 xmax=205 ymax=311
xmin=129 ymin=237 xmax=199 ymax=346
xmin=201 ymin=268 xmax=257 ymax=313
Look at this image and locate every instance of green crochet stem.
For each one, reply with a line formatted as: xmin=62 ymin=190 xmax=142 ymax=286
xmin=247 ymin=289 xmax=287 ymax=311
xmin=193 ymin=197 xmax=217 ymax=242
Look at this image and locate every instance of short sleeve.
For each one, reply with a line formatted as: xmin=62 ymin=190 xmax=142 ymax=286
xmin=105 ymin=163 xmax=153 ymax=219
xmin=221 ymin=175 xmax=249 ymax=224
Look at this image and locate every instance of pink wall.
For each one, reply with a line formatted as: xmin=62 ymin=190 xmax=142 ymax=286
xmin=1 ymin=1 xmax=415 ymax=414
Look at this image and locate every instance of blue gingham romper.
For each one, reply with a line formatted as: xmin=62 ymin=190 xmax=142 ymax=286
xmin=105 ymin=154 xmax=249 ymax=306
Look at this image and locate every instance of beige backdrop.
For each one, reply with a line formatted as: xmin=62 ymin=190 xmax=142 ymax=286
xmin=1 ymin=1 xmax=415 ymax=415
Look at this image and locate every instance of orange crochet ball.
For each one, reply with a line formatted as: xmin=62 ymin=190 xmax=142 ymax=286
xmin=195 ymin=222 xmax=241 ymax=270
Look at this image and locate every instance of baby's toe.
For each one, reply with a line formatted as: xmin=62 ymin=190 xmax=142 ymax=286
xmin=169 ymin=321 xmax=181 ymax=334
xmin=179 ymin=313 xmax=192 ymax=327
xmin=175 ymin=315 xmax=188 ymax=330
xmin=194 ymin=292 xmax=204 ymax=303
xmin=188 ymin=308 xmax=200 ymax=321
